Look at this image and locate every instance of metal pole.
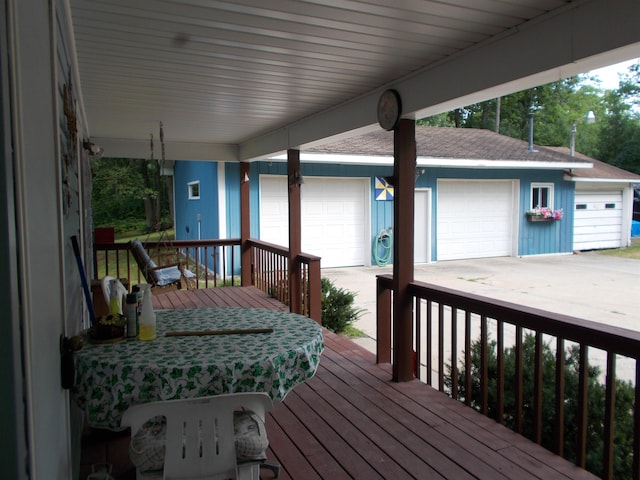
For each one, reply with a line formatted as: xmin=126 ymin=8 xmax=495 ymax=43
xmin=527 ymin=113 xmax=535 ymax=152
xmin=570 ymin=123 xmax=577 ymax=156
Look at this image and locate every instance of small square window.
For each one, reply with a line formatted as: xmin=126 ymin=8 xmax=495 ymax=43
xmin=188 ymin=181 xmax=200 ymax=200
xmin=531 ymin=183 xmax=553 ymax=210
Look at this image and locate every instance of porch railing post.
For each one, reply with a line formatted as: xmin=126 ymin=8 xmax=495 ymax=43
xmin=376 ymin=275 xmax=392 ymax=364
xmin=307 ymin=257 xmax=322 ymax=324
xmin=240 ymin=162 xmax=252 ymax=286
xmin=287 ymin=149 xmax=302 ymax=314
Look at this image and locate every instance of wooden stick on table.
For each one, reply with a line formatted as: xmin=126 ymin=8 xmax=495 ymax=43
xmin=165 ymin=328 xmax=274 ymax=337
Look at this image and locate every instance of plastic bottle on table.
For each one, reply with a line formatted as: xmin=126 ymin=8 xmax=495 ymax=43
xmin=109 ymin=279 xmax=121 ymax=315
xmin=138 ymin=285 xmax=156 ymax=340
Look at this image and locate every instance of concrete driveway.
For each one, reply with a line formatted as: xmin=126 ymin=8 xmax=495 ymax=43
xmin=321 ymin=252 xmax=640 ymax=356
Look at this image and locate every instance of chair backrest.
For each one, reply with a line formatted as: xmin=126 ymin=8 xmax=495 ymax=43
xmin=121 ymin=393 xmax=273 ymax=480
xmin=130 ymin=239 xmax=160 ymax=286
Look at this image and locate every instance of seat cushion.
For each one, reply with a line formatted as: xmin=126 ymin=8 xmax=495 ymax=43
xmin=233 ymin=410 xmax=269 ymax=462
xmin=129 ymin=410 xmax=268 ymax=473
xmin=155 ymin=266 xmax=182 ymax=287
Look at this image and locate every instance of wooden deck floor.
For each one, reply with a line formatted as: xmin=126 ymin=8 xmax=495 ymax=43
xmin=151 ymin=285 xmax=290 ymax=311
xmin=80 ymin=286 xmax=597 ymax=480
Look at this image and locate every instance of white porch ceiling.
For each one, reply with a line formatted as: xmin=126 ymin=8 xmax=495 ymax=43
xmin=70 ymin=0 xmax=640 ymax=161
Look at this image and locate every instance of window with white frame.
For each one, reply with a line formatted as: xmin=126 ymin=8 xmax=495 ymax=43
xmin=188 ymin=181 xmax=200 ymax=200
xmin=531 ymin=183 xmax=553 ymax=209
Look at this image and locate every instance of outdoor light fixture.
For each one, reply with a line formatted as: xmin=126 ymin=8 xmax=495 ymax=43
xmin=291 ymin=171 xmax=304 ymax=186
xmin=242 ymin=172 xmax=250 ymax=183
xmin=83 ymin=140 xmax=103 ymax=158
xmin=570 ymin=111 xmax=596 ymax=156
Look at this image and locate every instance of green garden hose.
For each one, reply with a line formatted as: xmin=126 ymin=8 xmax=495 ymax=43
xmin=373 ymin=228 xmax=393 ymax=266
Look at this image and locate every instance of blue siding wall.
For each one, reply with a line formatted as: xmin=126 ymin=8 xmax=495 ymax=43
xmin=173 ymin=161 xmax=219 ymax=241
xmin=518 ymin=171 xmax=574 ymax=256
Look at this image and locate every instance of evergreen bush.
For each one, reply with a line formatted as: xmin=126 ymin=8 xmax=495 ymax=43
xmin=320 ymin=278 xmax=364 ymax=333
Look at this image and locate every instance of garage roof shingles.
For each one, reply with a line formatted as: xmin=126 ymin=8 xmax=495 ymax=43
xmin=309 ymin=126 xmax=590 ymax=163
xmin=545 ymin=147 xmax=640 ymax=181
xmin=308 ymin=126 xmax=640 ymax=181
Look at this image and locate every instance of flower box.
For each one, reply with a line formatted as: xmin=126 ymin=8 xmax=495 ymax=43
xmin=526 ymin=214 xmax=554 ymax=222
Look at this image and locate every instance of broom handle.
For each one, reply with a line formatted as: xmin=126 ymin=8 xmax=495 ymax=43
xmin=71 ymin=235 xmax=97 ymax=326
xmin=165 ymin=328 xmax=274 ymax=337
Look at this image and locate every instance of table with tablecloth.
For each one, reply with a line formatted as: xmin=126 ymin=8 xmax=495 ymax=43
xmin=72 ymin=307 xmax=324 ymax=430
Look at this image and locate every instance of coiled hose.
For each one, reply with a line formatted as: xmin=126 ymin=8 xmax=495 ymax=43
xmin=373 ymin=228 xmax=393 ymax=266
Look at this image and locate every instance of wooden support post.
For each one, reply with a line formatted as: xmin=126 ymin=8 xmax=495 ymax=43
xmin=240 ymin=162 xmax=252 ymax=286
xmin=377 ymin=276 xmax=392 ymax=364
xmin=392 ymin=119 xmax=416 ymax=382
xmin=287 ymin=150 xmax=302 ymax=314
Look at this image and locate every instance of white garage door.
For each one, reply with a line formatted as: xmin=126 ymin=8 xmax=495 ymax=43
xmin=260 ymin=175 xmax=369 ymax=268
xmin=437 ymin=180 xmax=515 ymax=261
xmin=573 ymin=190 xmax=623 ymax=250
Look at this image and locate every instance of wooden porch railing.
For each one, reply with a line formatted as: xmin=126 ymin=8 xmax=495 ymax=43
xmin=377 ymin=274 xmax=640 ymax=480
xmin=246 ymin=239 xmax=321 ymax=320
xmin=93 ymin=239 xmax=241 ymax=288
xmin=92 ymin=238 xmax=321 ymax=321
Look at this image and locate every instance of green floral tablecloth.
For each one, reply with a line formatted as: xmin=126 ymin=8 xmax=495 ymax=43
xmin=72 ymin=307 xmax=324 ymax=430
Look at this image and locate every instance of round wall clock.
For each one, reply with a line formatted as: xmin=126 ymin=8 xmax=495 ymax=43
xmin=377 ymin=89 xmax=402 ymax=131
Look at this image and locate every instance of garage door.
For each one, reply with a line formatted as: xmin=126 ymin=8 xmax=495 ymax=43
xmin=260 ymin=176 xmax=369 ymax=268
xmin=437 ymin=180 xmax=515 ymax=261
xmin=573 ymin=190 xmax=623 ymax=250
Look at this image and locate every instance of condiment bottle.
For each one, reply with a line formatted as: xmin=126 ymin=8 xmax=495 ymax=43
xmin=125 ymin=293 xmax=138 ymax=338
xmin=132 ymin=284 xmax=143 ymax=318
xmin=138 ymin=285 xmax=156 ymax=340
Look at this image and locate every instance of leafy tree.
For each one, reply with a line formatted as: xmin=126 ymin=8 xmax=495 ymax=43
xmin=418 ymin=75 xmax=621 ymax=163
xmin=417 ymin=112 xmax=456 ymax=127
xmin=595 ymin=63 xmax=640 ymax=174
xmin=91 ymin=157 xmax=172 ymax=232
xmin=92 ymin=158 xmax=145 ymax=228
xmin=447 ymin=333 xmax=635 ymax=479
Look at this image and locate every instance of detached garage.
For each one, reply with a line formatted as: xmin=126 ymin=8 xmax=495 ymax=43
xmin=172 ymin=127 xmax=640 ymax=268
xmin=259 ymin=175 xmax=370 ymax=268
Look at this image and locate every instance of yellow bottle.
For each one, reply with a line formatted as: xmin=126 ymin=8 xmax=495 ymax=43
xmin=109 ymin=279 xmax=121 ymax=315
xmin=138 ymin=285 xmax=156 ymax=340
xmin=138 ymin=324 xmax=156 ymax=341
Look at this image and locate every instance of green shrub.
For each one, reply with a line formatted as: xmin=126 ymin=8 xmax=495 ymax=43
xmin=321 ymin=277 xmax=364 ymax=333
xmin=447 ymin=333 xmax=635 ymax=479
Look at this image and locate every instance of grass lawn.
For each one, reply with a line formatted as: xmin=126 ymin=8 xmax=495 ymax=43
xmin=115 ymin=229 xmax=175 ymax=243
xmin=595 ymin=237 xmax=640 ymax=260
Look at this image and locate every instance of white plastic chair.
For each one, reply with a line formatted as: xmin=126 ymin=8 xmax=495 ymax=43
xmin=121 ymin=393 xmax=274 ymax=480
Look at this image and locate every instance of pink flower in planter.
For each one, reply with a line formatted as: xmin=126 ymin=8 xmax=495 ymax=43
xmin=526 ymin=207 xmax=563 ymax=220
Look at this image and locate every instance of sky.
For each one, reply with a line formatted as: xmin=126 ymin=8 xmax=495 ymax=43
xmin=584 ymin=58 xmax=639 ymax=90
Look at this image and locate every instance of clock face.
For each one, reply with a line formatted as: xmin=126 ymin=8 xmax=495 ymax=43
xmin=377 ymin=89 xmax=402 ymax=131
